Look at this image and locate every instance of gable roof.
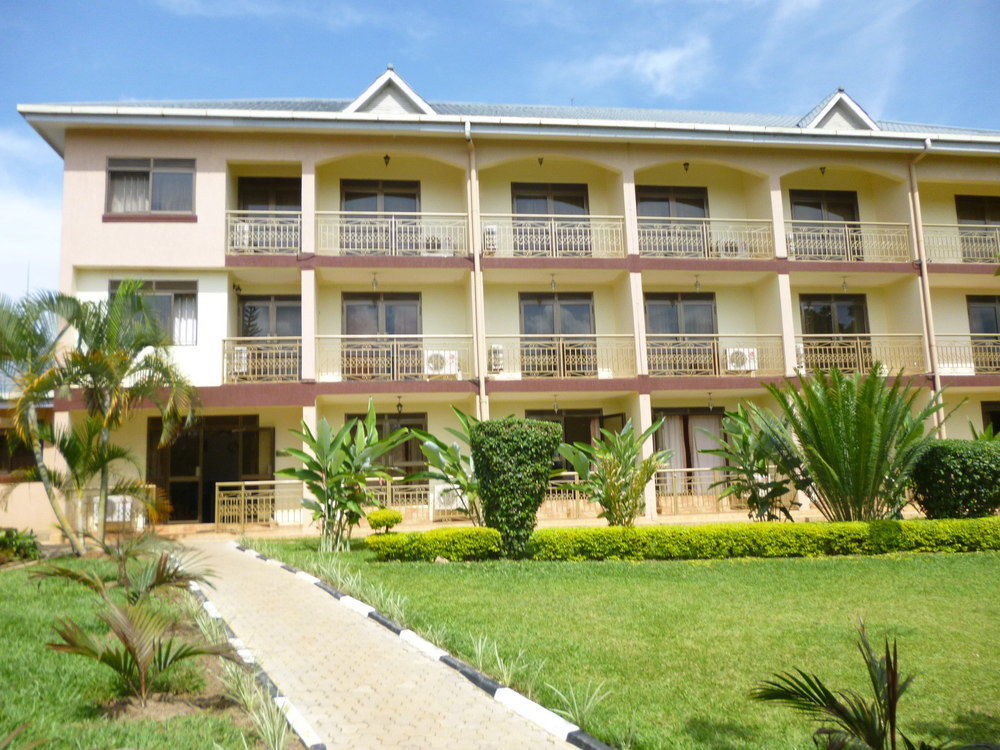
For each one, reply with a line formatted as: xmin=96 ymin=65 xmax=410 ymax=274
xmin=342 ymin=67 xmax=435 ymax=116
xmin=798 ymin=88 xmax=880 ymax=130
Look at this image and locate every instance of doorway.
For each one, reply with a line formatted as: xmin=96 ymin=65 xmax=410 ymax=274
xmin=525 ymin=410 xmax=624 ymax=469
xmin=519 ymin=292 xmax=596 ymax=377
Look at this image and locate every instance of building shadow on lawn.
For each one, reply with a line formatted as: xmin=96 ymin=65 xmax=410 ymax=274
xmin=909 ymin=711 xmax=1000 ymax=746
xmin=681 ymin=716 xmax=764 ymax=749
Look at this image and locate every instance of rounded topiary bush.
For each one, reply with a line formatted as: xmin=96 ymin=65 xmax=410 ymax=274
xmin=470 ymin=417 xmax=561 ymax=558
xmin=911 ymin=439 xmax=1000 ymax=519
xmin=366 ymin=507 xmax=403 ymax=534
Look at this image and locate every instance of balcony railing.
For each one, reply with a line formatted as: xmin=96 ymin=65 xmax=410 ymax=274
xmin=637 ymin=217 xmax=774 ymax=259
xmin=485 ymin=335 xmax=636 ymax=379
xmin=935 ymin=334 xmax=1000 ymax=375
xmin=646 ymin=334 xmax=784 ymax=377
xmin=223 ymin=337 xmax=302 ymax=383
xmin=316 ymin=335 xmax=474 ymax=382
xmin=226 ymin=210 xmax=302 ymax=255
xmin=215 ymin=479 xmax=305 ymax=532
xmin=922 ymin=224 xmax=1000 ymax=264
xmin=316 ymin=211 xmax=469 ymax=257
xmin=654 ymin=467 xmax=749 ymax=515
xmin=481 ymin=214 xmax=626 ymax=258
xmin=795 ymin=334 xmax=926 ymax=374
xmin=786 ymin=220 xmax=912 ymax=262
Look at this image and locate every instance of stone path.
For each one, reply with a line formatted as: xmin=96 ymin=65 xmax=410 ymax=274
xmin=187 ymin=539 xmax=566 ymax=749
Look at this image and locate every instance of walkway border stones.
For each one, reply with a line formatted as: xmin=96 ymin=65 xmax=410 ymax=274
xmin=232 ymin=542 xmax=614 ymax=750
xmin=188 ymin=579 xmax=327 ymax=750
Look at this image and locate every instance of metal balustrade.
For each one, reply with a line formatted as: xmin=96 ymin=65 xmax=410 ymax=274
xmin=316 ymin=211 xmax=469 ymax=256
xmin=215 ymin=480 xmax=304 ymax=532
xmin=637 ymin=217 xmax=774 ymax=259
xmin=316 ymin=335 xmax=474 ymax=381
xmin=481 ymin=213 xmax=626 ymax=258
xmin=786 ymin=220 xmax=912 ymax=262
xmin=223 ymin=337 xmax=302 ymax=383
xmin=794 ymin=334 xmax=926 ymax=374
xmin=922 ymin=224 xmax=1000 ymax=264
xmin=935 ymin=334 xmax=1000 ymax=375
xmin=485 ymin=335 xmax=636 ymax=379
xmin=654 ymin=467 xmax=747 ymax=515
xmin=646 ymin=334 xmax=784 ymax=377
xmin=226 ymin=210 xmax=302 ymax=254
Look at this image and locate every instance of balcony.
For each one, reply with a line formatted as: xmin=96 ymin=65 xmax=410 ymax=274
xmin=215 ymin=479 xmax=304 ymax=532
xmin=637 ymin=218 xmax=774 ymax=259
xmin=316 ymin=211 xmax=469 ymax=257
xmin=481 ymin=214 xmax=626 ymax=258
xmin=654 ymin=468 xmax=750 ymax=515
xmin=223 ymin=337 xmax=302 ymax=383
xmin=935 ymin=334 xmax=1000 ymax=375
xmin=923 ymin=224 xmax=1000 ymax=264
xmin=226 ymin=211 xmax=302 ymax=255
xmin=316 ymin=335 xmax=475 ymax=381
xmin=786 ymin=221 xmax=912 ymax=262
xmin=795 ymin=334 xmax=925 ymax=374
xmin=646 ymin=334 xmax=784 ymax=377
xmin=485 ymin=335 xmax=635 ymax=379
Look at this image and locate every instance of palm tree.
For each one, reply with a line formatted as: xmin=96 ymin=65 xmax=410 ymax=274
xmin=0 ymin=292 xmax=84 ymax=554
xmin=59 ymin=280 xmax=196 ymax=542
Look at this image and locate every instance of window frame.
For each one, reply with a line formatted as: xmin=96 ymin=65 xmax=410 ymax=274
xmin=109 ymin=279 xmax=198 ymax=346
xmin=955 ymin=195 xmax=1000 ymax=225
xmin=105 ymin=158 xmax=196 ymax=216
xmin=340 ymin=179 xmax=421 ymax=213
xmin=511 ymin=183 xmax=590 ymax=215
xmin=238 ymin=295 xmax=303 ymax=338
xmin=798 ymin=293 xmax=870 ymax=335
xmin=644 ymin=292 xmax=718 ymax=335
xmin=789 ymin=189 xmax=860 ymax=223
xmin=635 ymin=185 xmax=710 ymax=219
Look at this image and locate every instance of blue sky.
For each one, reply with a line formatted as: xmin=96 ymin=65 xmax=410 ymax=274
xmin=1 ymin=0 xmax=997 ymax=298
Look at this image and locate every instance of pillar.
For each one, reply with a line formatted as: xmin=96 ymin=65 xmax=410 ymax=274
xmin=300 ymin=268 xmax=316 ymax=381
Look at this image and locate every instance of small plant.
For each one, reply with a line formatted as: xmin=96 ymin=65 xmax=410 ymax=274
xmin=221 ymin=661 xmax=289 ymax=750
xmin=0 ymin=528 xmax=41 ymax=563
xmin=750 ymin=623 xmax=999 ymax=750
xmin=547 ymin=680 xmax=611 ymax=727
xmin=969 ymin=421 xmax=1000 ymax=441
xmin=366 ymin=507 xmax=403 ymax=534
xmin=409 ymin=407 xmax=483 ymax=525
xmin=558 ymin=418 xmax=672 ymax=527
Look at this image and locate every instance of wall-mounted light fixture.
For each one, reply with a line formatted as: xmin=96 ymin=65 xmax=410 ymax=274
xmin=538 ymin=157 xmax=544 ymax=167
xmin=550 ymin=274 xmax=557 ymax=292
xmin=396 ymin=396 xmax=403 ymax=415
xmin=707 ymin=392 xmax=714 ymax=410
xmin=683 ymin=162 xmax=690 ymax=173
xmin=842 ymin=276 xmax=849 ymax=292
xmin=552 ymin=395 xmax=559 ymax=413
xmin=820 ymin=166 xmax=827 ymax=176
xmin=232 ymin=283 xmax=242 ymax=294
xmin=371 ymin=273 xmax=378 ymax=291
xmin=694 ymin=274 xmax=702 ymax=292
xmin=384 ymin=153 xmax=391 ymax=167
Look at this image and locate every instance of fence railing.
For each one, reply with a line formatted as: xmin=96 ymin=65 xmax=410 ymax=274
xmin=922 ymin=224 xmax=1000 ymax=264
xmin=223 ymin=337 xmax=302 ymax=383
xmin=67 ymin=485 xmax=158 ymax=536
xmin=786 ymin=220 xmax=912 ymax=262
xmin=485 ymin=334 xmax=636 ymax=379
xmin=646 ymin=334 xmax=784 ymax=377
xmin=637 ymin=217 xmax=774 ymax=259
xmin=794 ymin=334 xmax=926 ymax=374
xmin=935 ymin=334 xmax=1000 ymax=375
xmin=537 ymin=473 xmax=599 ymax=520
xmin=654 ymin=467 xmax=744 ymax=515
xmin=316 ymin=335 xmax=474 ymax=381
xmin=316 ymin=211 xmax=469 ymax=256
xmin=226 ymin=210 xmax=302 ymax=255
xmin=215 ymin=479 xmax=304 ymax=532
xmin=481 ymin=213 xmax=626 ymax=258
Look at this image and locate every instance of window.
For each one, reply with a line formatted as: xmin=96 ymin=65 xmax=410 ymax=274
xmin=956 ymin=195 xmax=1000 ymax=225
xmin=106 ymin=158 xmax=195 ymax=214
xmin=636 ymin=186 xmax=709 ymax=218
xmin=342 ymin=293 xmax=421 ymax=336
xmin=109 ymin=280 xmax=198 ymax=345
xmin=652 ymin=409 xmax=724 ymax=471
xmin=237 ymin=177 xmax=302 ymax=211
xmin=525 ymin=410 xmax=624 ymax=469
xmin=645 ymin=293 xmax=717 ymax=375
xmin=345 ymin=412 xmax=428 ymax=476
xmin=511 ymin=183 xmax=588 ymax=215
xmin=0 ymin=429 xmax=35 ymax=479
xmin=645 ymin=293 xmax=716 ymax=335
xmin=799 ymin=294 xmax=869 ymax=335
xmin=341 ymin=180 xmax=420 ymax=212
xmin=239 ymin=296 xmax=302 ymax=337
xmin=789 ymin=190 xmax=859 ymax=223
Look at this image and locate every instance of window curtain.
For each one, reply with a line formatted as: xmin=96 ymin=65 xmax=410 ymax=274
xmin=108 ymin=172 xmax=149 ymax=213
xmin=689 ymin=415 xmax=724 ymax=470
xmin=172 ymin=294 xmax=197 ymax=346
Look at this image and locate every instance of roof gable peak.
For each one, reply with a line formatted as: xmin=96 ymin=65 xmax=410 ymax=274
xmin=800 ymin=88 xmax=880 ymax=131
xmin=343 ymin=66 xmax=435 ymax=116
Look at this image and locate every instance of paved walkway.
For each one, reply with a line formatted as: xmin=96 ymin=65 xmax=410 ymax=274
xmin=187 ymin=539 xmax=565 ymax=749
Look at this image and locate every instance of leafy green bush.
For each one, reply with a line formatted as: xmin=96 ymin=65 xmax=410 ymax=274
xmin=365 ymin=527 xmax=502 ymax=562
xmin=0 ymin=528 xmax=40 ymax=563
xmin=367 ymin=508 xmax=404 ymax=533
xmin=911 ymin=440 xmax=1000 ymax=519
xmin=527 ymin=517 xmax=1000 ymax=561
xmin=470 ymin=417 xmax=562 ymax=557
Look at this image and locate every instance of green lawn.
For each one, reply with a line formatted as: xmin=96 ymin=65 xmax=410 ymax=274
xmin=0 ymin=558 xmax=250 ymax=749
xmin=252 ymin=539 xmax=999 ymax=750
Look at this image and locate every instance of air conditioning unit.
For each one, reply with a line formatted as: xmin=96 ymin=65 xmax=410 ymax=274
xmin=231 ymin=345 xmax=249 ymax=377
xmin=725 ymin=347 xmax=759 ymax=372
xmin=484 ymin=225 xmax=498 ymax=254
xmin=424 ymin=349 xmax=460 ymax=377
xmin=487 ymin=344 xmax=505 ymax=373
xmin=232 ymin=221 xmax=253 ymax=252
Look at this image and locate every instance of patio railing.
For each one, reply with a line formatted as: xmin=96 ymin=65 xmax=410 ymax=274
xmin=935 ymin=334 xmax=1000 ymax=375
xmin=646 ymin=334 xmax=784 ymax=377
xmin=786 ymin=220 xmax=912 ymax=262
xmin=922 ymin=224 xmax=1000 ymax=264
xmin=637 ymin=217 xmax=774 ymax=259
xmin=795 ymin=334 xmax=926 ymax=374
xmin=223 ymin=337 xmax=302 ymax=383
xmin=226 ymin=210 xmax=302 ymax=255
xmin=481 ymin=213 xmax=626 ymax=258
xmin=485 ymin=334 xmax=636 ymax=379
xmin=214 ymin=479 xmax=304 ymax=532
xmin=316 ymin=211 xmax=469 ymax=256
xmin=316 ymin=335 xmax=475 ymax=381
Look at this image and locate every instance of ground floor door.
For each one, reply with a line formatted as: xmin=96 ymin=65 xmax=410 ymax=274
xmin=147 ymin=415 xmax=274 ymax=523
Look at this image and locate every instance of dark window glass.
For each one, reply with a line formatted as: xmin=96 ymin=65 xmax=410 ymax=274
xmin=342 ymin=294 xmax=421 ymax=335
xmin=519 ymin=293 xmax=594 ymax=335
xmin=956 ymin=195 xmax=1000 ymax=225
xmin=636 ymin=186 xmax=709 ymax=218
xmin=237 ymin=177 xmax=302 ymax=211
xmin=790 ymin=190 xmax=859 ymax=222
xmin=341 ymin=180 xmax=419 ymax=212
xmin=106 ymin=158 xmax=194 ymax=214
xmin=968 ymin=296 xmax=1000 ymax=335
xmin=511 ymin=183 xmax=589 ymax=215
xmin=109 ymin=280 xmax=198 ymax=345
xmin=645 ymin=293 xmax=717 ymax=334
xmin=800 ymin=294 xmax=869 ymax=334
xmin=238 ymin=296 xmax=301 ymax=337
xmin=0 ymin=429 xmax=36 ymax=477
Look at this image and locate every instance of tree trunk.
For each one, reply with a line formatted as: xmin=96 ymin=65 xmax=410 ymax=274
xmin=97 ymin=426 xmax=111 ymax=544
xmin=26 ymin=406 xmax=84 ymax=556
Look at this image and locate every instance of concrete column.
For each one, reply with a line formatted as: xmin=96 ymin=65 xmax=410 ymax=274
xmin=622 ymin=167 xmax=640 ymax=256
xmin=300 ymin=403 xmax=318 ymax=527
xmin=777 ymin=273 xmax=798 ymax=375
xmin=635 ymin=393 xmax=657 ymax=520
xmin=768 ymin=174 xmax=788 ymax=259
xmin=301 ymin=161 xmax=316 ymax=256
xmin=300 ymin=268 xmax=317 ymax=381
xmin=628 ymin=272 xmax=648 ymax=375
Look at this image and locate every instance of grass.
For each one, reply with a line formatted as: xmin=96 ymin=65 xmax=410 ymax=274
xmin=250 ymin=538 xmax=1000 ymax=750
xmin=0 ymin=557 xmax=251 ymax=749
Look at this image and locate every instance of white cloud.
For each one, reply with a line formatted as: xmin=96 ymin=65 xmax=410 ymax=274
xmin=555 ymin=36 xmax=714 ymax=99
xmin=152 ymin=0 xmax=370 ymax=29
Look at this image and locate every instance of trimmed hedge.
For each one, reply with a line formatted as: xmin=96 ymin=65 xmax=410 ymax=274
xmin=470 ymin=417 xmax=562 ymax=558
xmin=528 ymin=518 xmax=1000 ymax=561
xmin=367 ymin=508 xmax=403 ymax=533
xmin=365 ymin=527 xmax=503 ymax=562
xmin=911 ymin=440 xmax=1000 ymax=519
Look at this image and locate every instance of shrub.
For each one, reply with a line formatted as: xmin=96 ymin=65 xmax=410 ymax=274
xmin=527 ymin=517 xmax=1000 ymax=561
xmin=911 ymin=439 xmax=1000 ymax=519
xmin=470 ymin=417 xmax=562 ymax=557
xmin=367 ymin=508 xmax=404 ymax=533
xmin=365 ymin=527 xmax=502 ymax=562
xmin=0 ymin=528 xmax=41 ymax=563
